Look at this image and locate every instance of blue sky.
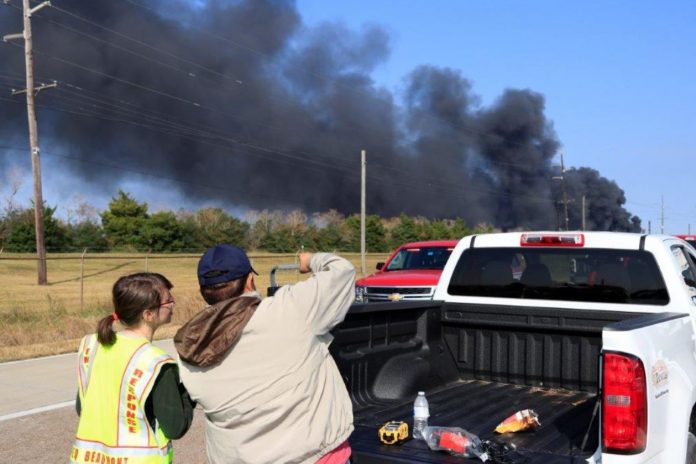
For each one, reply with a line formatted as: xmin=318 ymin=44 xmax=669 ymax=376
xmin=297 ymin=0 xmax=696 ymax=234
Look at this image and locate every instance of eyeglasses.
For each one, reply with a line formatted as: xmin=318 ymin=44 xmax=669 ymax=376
xmin=158 ymin=298 xmax=175 ymax=307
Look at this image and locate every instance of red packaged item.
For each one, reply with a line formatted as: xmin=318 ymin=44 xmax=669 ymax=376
xmin=439 ymin=431 xmax=469 ymax=454
xmin=423 ymin=426 xmax=488 ymax=461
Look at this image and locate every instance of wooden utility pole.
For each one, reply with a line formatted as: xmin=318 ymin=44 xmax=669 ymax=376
xmin=4 ymin=0 xmax=53 ymax=284
xmin=581 ymin=195 xmax=586 ymax=231
xmin=360 ymin=150 xmax=366 ymax=276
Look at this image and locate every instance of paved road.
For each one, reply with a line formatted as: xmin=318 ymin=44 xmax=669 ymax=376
xmin=0 ymin=340 xmax=208 ymax=463
xmin=0 ymin=340 xmax=177 ymax=419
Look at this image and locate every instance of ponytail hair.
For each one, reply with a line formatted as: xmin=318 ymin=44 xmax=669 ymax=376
xmin=96 ymin=272 xmax=173 ymax=346
xmin=97 ymin=313 xmax=117 ymax=346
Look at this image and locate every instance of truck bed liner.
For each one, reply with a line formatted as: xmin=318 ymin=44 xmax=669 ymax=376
xmin=350 ymin=379 xmax=598 ymax=463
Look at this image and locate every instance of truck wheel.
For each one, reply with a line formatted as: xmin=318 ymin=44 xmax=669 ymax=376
xmin=686 ymin=432 xmax=696 ymax=464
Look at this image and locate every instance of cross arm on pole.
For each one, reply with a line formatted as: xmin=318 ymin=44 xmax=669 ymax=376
xmin=11 ymin=80 xmax=57 ymax=96
xmin=28 ymin=0 xmax=50 ymax=16
xmin=3 ymin=32 xmax=23 ymax=42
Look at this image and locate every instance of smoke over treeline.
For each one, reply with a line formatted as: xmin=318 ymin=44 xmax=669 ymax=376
xmin=0 ymin=0 xmax=640 ymax=231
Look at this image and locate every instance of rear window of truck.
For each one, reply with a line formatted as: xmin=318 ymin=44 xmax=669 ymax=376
xmin=448 ymin=248 xmax=669 ymax=305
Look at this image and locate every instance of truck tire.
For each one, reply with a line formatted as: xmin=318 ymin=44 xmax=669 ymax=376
xmin=686 ymin=432 xmax=696 ymax=464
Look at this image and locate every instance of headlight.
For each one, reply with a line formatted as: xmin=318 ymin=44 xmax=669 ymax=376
xmin=355 ymin=285 xmax=367 ymax=303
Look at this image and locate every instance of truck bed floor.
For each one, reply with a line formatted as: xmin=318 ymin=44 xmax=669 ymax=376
xmin=350 ymin=379 xmax=598 ymax=464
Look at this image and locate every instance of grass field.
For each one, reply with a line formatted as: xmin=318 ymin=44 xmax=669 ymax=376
xmin=0 ymin=251 xmax=389 ymax=362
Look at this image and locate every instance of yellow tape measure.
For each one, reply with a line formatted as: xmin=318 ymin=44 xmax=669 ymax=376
xmin=378 ymin=421 xmax=409 ymax=445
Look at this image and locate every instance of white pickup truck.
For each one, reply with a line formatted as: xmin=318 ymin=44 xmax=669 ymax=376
xmin=333 ymin=232 xmax=696 ymax=463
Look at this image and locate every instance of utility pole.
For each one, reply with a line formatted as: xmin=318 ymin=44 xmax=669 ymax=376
xmin=4 ymin=0 xmax=53 ymax=284
xmin=360 ymin=150 xmax=366 ymax=276
xmin=581 ymin=195 xmax=586 ymax=231
xmin=552 ymin=151 xmax=570 ymax=231
xmin=660 ymin=195 xmax=665 ymax=235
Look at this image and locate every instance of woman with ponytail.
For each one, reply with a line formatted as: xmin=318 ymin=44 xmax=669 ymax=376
xmin=70 ymin=272 xmax=194 ymax=464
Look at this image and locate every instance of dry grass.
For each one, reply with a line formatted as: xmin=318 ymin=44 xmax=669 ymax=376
xmin=0 ymin=252 xmax=388 ymax=362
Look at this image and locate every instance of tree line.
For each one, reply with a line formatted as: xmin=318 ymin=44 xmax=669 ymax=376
xmin=0 ymin=190 xmax=493 ymax=253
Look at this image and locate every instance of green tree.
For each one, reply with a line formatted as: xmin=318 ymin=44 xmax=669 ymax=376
xmin=389 ymin=214 xmax=421 ymax=248
xmin=100 ymin=190 xmax=148 ymax=250
xmin=260 ymin=224 xmax=296 ymax=252
xmin=345 ymin=214 xmax=388 ymax=252
xmin=450 ymin=218 xmax=472 ymax=238
xmin=2 ymin=204 xmax=67 ymax=252
xmin=140 ymin=211 xmax=185 ymax=252
xmin=428 ymin=219 xmax=452 ymax=240
xmin=246 ymin=210 xmax=282 ymax=251
xmin=67 ymin=220 xmax=108 ymax=251
xmin=194 ymin=207 xmax=249 ymax=249
xmin=312 ymin=210 xmax=351 ymax=251
xmin=176 ymin=211 xmax=202 ymax=252
xmin=472 ymin=222 xmax=496 ymax=234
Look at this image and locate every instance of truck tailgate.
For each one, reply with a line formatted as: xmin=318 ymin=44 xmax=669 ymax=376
xmin=350 ymin=379 xmax=597 ymax=463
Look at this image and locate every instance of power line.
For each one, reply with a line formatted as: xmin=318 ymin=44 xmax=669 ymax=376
xmin=0 ymin=140 xmax=564 ymax=209
xmin=2 ymin=77 xmax=660 ymax=218
xmin=0 ymin=84 xmax=634 ymax=210
xmin=2 ymin=45 xmax=370 ymax=174
xmin=25 ymin=0 xmax=245 ymax=83
xmin=0 ymin=90 xmax=561 ymax=205
xmin=0 ymin=143 xmax=350 ymax=205
xmin=29 ymin=11 xmax=208 ymax=82
xmin=6 ymin=1 xmax=562 ymax=179
xmin=1 ymin=4 xmax=650 ymax=218
xmin=22 ymin=0 xmax=561 ymax=163
xmin=5 ymin=41 xmax=203 ymax=107
xmin=0 ymin=69 xmax=362 ymax=176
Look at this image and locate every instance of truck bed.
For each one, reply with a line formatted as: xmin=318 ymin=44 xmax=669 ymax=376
xmin=351 ymin=379 xmax=597 ymax=463
xmin=331 ymin=301 xmax=647 ymax=463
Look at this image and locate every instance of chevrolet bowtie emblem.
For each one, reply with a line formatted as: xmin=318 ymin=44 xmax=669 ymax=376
xmin=388 ymin=293 xmax=403 ymax=301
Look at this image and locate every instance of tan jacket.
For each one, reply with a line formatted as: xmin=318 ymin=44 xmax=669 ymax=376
xmin=177 ymin=253 xmax=356 ymax=464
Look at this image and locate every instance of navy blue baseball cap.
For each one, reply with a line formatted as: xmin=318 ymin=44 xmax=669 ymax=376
xmin=197 ymin=244 xmax=258 ymax=286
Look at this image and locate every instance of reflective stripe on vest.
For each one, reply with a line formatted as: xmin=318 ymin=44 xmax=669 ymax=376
xmin=77 ymin=334 xmax=99 ymax=397
xmin=71 ymin=334 xmax=174 ymax=464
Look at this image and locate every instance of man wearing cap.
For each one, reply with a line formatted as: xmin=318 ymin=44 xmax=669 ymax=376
xmin=174 ymin=245 xmax=356 ymax=464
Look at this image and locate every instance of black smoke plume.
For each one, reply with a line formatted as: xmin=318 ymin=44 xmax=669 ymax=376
xmin=0 ymin=0 xmax=640 ymax=231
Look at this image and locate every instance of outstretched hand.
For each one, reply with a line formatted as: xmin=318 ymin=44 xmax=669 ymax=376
xmin=298 ymin=253 xmax=313 ymax=274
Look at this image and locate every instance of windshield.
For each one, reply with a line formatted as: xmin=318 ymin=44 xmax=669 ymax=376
xmin=448 ymin=247 xmax=669 ymax=305
xmin=385 ymin=246 xmax=453 ymax=271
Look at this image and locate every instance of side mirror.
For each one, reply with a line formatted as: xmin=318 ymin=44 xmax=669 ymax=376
xmin=376 ymin=262 xmax=384 ymax=270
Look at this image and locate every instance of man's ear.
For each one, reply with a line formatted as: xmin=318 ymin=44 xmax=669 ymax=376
xmin=245 ymin=273 xmax=255 ymax=293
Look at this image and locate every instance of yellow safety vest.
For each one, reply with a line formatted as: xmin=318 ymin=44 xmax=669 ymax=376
xmin=70 ymin=333 xmax=175 ymax=464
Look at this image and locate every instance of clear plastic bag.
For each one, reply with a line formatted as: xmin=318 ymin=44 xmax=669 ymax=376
xmin=422 ymin=426 xmax=489 ymax=462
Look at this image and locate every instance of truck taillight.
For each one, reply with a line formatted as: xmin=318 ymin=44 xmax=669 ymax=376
xmin=602 ymin=352 xmax=647 ymax=454
xmin=520 ymin=233 xmax=584 ymax=247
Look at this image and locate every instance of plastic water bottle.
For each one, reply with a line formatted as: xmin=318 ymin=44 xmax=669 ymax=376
xmin=413 ymin=391 xmax=430 ymax=440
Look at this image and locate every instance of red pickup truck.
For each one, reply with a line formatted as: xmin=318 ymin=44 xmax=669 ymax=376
xmin=355 ymin=240 xmax=457 ymax=302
